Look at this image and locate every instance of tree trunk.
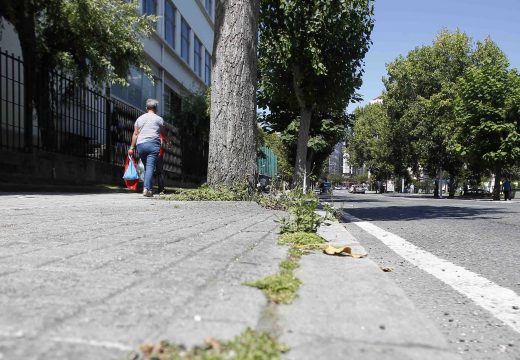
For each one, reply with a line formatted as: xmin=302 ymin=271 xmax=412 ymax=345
xmin=207 ymin=0 xmax=260 ymax=187
xmin=493 ymin=168 xmax=502 ymax=201
xmin=293 ymin=107 xmax=312 ymax=188
xmin=292 ymin=64 xmax=314 ymax=188
xmin=448 ymin=175 xmax=456 ymax=198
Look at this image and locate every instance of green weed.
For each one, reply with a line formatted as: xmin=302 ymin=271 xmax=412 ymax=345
xmin=244 ymin=271 xmax=302 ymax=304
xmin=140 ymin=328 xmax=287 ymax=360
xmin=277 ymin=232 xmax=325 ymax=250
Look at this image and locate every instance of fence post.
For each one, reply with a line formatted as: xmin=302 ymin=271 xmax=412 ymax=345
xmin=105 ymin=86 xmax=111 ymax=163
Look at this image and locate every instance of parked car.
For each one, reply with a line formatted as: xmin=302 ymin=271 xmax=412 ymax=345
xmin=464 ymin=188 xmax=491 ymax=197
xmin=349 ymin=184 xmax=366 ymax=194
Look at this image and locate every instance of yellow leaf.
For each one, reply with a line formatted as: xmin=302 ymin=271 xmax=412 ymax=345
xmin=322 ymin=245 xmax=367 ymax=258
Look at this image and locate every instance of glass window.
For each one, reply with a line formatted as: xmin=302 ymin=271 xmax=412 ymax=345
xmin=205 ymin=50 xmax=212 ymax=86
xmin=181 ymin=17 xmax=191 ymax=64
xmin=143 ymin=0 xmax=157 ymax=16
xmin=194 ymin=36 xmax=202 ymax=77
xmin=164 ymin=86 xmax=182 ymax=117
xmin=111 ymin=67 xmax=157 ymax=110
xmin=142 ymin=0 xmax=157 ymax=29
xmin=205 ymin=0 xmax=213 ymax=16
xmin=164 ymin=1 xmax=176 ymax=48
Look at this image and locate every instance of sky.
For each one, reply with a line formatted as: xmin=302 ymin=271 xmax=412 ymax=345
xmin=353 ymin=0 xmax=520 ymax=109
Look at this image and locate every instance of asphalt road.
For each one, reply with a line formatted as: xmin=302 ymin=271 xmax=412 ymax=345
xmin=327 ymin=191 xmax=520 ymax=360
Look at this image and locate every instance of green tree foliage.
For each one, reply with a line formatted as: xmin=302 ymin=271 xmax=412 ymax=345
xmin=455 ymin=39 xmax=520 ymax=199
xmin=258 ymin=129 xmax=293 ymax=182
xmin=267 ymin=111 xmax=351 ymax=182
xmin=1 ymin=0 xmax=154 ymax=147
xmin=383 ymin=30 xmax=473 ymax=196
xmin=347 ymin=103 xmax=393 ymax=182
xmin=258 ymin=0 xmax=374 ymax=186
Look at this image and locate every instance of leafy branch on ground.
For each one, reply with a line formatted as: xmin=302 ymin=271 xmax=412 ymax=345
xmin=140 ymin=328 xmax=287 ymax=360
xmin=162 ymin=184 xmax=249 ymax=201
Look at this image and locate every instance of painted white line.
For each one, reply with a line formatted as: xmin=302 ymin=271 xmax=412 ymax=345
xmin=342 ymin=211 xmax=520 ymax=334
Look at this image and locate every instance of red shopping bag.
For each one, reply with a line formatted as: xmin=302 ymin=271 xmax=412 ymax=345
xmin=123 ymin=155 xmax=139 ymax=191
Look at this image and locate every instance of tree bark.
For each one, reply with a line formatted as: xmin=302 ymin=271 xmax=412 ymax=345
xmin=207 ymin=0 xmax=260 ymax=187
xmin=292 ymin=64 xmax=313 ymax=188
xmin=493 ymin=168 xmax=502 ymax=201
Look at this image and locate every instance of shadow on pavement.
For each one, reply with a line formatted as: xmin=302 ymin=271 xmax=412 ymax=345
xmin=340 ymin=205 xmax=508 ymax=222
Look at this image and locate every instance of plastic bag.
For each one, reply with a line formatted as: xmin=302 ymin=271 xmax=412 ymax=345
xmin=137 ymin=159 xmax=145 ymax=182
xmin=123 ymin=155 xmax=139 ymax=190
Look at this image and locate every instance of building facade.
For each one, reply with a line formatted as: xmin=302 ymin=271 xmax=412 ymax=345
xmin=111 ymin=0 xmax=214 ymax=116
xmin=328 ymin=142 xmax=344 ymax=176
xmin=0 ymin=1 xmax=214 ymax=186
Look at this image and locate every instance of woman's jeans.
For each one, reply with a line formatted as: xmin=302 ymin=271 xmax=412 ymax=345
xmin=137 ymin=141 xmax=160 ymax=192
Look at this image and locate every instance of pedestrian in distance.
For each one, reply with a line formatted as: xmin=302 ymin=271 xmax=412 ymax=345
xmin=128 ymin=99 xmax=165 ymax=197
xmin=503 ymin=178 xmax=511 ymax=201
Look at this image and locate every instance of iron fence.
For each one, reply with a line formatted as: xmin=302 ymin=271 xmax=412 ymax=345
xmin=0 ymin=48 xmax=187 ymax=183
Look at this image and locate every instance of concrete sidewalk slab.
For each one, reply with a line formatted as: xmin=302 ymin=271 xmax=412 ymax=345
xmin=0 ymin=194 xmax=286 ymax=360
xmin=279 ymin=220 xmax=462 ymax=360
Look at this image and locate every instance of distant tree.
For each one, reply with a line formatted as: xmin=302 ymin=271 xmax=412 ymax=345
xmin=455 ymin=39 xmax=520 ymax=200
xmin=263 ymin=110 xmax=350 ymax=183
xmin=383 ymin=30 xmax=473 ymax=196
xmin=207 ymin=0 xmax=260 ymax=186
xmin=347 ymin=103 xmax=393 ymax=182
xmin=258 ymin=0 xmax=374 ymax=187
xmin=0 ymin=0 xmax=154 ymax=148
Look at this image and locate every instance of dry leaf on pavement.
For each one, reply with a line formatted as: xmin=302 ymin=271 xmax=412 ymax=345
xmin=322 ymin=245 xmax=367 ymax=258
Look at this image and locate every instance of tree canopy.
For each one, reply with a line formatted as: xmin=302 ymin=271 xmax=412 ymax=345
xmin=349 ymin=30 xmax=520 ymax=198
xmin=258 ymin=0 xmax=374 ymax=186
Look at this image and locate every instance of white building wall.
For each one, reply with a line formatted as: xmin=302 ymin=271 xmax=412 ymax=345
xmin=118 ymin=0 xmax=214 ymax=114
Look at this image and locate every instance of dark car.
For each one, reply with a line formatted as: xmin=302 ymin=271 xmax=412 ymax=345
xmin=464 ymin=188 xmax=491 ymax=197
xmin=320 ymin=182 xmax=332 ymax=195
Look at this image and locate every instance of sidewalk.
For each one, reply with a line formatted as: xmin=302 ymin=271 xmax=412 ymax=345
xmin=0 ymin=193 xmax=460 ymax=359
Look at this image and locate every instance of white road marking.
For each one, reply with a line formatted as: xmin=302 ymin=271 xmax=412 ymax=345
xmin=342 ymin=211 xmax=520 ymax=334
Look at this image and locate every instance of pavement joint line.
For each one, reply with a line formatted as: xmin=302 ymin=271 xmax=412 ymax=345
xmin=154 ymin=223 xmax=278 ymax=334
xmin=0 ymin=210 xmax=252 ymax=266
xmin=48 ymin=337 xmax=133 ymax=352
xmin=341 ymin=210 xmax=520 ymax=335
xmin=27 ymin=212 xmax=278 ymax=342
xmin=289 ymin=332 xmax=456 ymax=352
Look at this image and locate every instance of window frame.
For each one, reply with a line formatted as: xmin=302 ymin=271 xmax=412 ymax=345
xmin=194 ymin=36 xmax=202 ymax=77
xmin=164 ymin=0 xmax=176 ymax=49
xmin=181 ymin=17 xmax=191 ymax=64
xmin=205 ymin=50 xmax=212 ymax=86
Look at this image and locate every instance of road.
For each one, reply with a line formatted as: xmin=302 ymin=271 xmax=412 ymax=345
xmin=327 ymin=191 xmax=520 ymax=360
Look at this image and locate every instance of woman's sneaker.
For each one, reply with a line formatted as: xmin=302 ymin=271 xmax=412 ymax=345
xmin=143 ymin=189 xmax=153 ymax=197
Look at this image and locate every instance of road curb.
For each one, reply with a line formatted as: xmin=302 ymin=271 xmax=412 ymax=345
xmin=278 ymin=214 xmax=462 ymax=360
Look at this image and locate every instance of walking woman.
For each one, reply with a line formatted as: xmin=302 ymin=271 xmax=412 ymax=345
xmin=128 ymin=99 xmax=165 ymax=197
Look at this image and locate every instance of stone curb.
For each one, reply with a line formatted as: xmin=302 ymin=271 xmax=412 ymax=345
xmin=278 ymin=213 xmax=462 ymax=360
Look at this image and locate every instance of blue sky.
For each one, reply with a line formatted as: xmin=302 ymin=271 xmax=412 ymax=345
xmin=353 ymin=0 xmax=520 ymax=109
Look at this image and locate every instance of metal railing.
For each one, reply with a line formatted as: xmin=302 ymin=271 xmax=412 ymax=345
xmin=0 ymin=48 xmax=190 ymax=182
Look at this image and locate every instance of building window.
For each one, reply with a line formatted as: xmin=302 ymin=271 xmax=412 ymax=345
xmin=194 ymin=36 xmax=202 ymax=77
xmin=142 ymin=0 xmax=157 ymax=16
xmin=181 ymin=17 xmax=191 ymax=64
xmin=205 ymin=50 xmax=212 ymax=86
xmin=164 ymin=86 xmax=182 ymax=118
xmin=205 ymin=0 xmax=213 ymax=16
xmin=142 ymin=0 xmax=157 ymax=29
xmin=164 ymin=1 xmax=176 ymax=48
xmin=111 ymin=67 xmax=158 ymax=110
